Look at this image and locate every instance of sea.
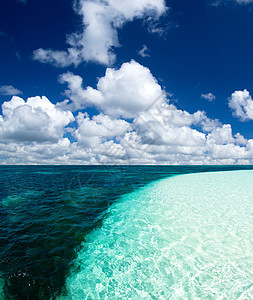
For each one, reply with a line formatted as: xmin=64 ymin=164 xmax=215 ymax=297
xmin=1 ymin=165 xmax=253 ymax=299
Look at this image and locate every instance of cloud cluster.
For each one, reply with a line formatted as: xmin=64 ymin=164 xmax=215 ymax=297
xmin=2 ymin=0 xmax=253 ymax=165
xmin=2 ymin=62 xmax=253 ymax=165
xmin=74 ymin=113 xmax=129 ymax=148
xmin=229 ymin=89 xmax=253 ymax=121
xmin=33 ymin=0 xmax=167 ymax=66
xmin=0 ymin=96 xmax=74 ymax=143
xmin=59 ymin=60 xmax=165 ymax=118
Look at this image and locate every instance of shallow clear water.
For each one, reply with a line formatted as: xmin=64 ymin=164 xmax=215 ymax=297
xmin=1 ymin=166 xmax=253 ymax=299
xmin=62 ymin=171 xmax=253 ymax=299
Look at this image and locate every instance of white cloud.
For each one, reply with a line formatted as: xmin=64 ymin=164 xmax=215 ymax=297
xmin=201 ymin=92 xmax=216 ymax=102
xmin=1 ymin=64 xmax=253 ymax=165
xmin=207 ymin=124 xmax=238 ymax=145
xmin=74 ymin=113 xmax=130 ymax=148
xmin=229 ymin=89 xmax=253 ymax=121
xmin=59 ymin=60 xmax=166 ymax=117
xmin=138 ymin=45 xmax=150 ymax=58
xmin=1 ymin=98 xmax=253 ymax=164
xmin=0 ymin=85 xmax=22 ymax=96
xmin=0 ymin=96 xmax=74 ymax=143
xmin=0 ymin=138 xmax=73 ymax=165
xmin=33 ymin=48 xmax=81 ymax=68
xmin=58 ymin=72 xmax=100 ymax=110
xmin=55 ymin=61 xmax=253 ymax=164
xmin=33 ymin=0 xmax=167 ymax=66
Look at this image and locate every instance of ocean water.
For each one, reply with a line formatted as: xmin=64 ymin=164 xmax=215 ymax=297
xmin=1 ymin=165 xmax=253 ymax=299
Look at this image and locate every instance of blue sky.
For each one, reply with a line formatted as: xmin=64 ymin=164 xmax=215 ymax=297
xmin=1 ymin=0 xmax=253 ymax=164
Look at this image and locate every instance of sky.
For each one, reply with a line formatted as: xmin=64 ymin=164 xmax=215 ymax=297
xmin=1 ymin=0 xmax=253 ymax=164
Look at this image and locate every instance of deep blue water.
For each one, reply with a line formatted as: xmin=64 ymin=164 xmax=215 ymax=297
xmin=1 ymin=165 xmax=253 ymax=299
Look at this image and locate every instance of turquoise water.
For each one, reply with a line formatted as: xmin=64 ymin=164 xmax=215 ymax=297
xmin=1 ymin=166 xmax=253 ymax=299
xmin=64 ymin=171 xmax=253 ymax=299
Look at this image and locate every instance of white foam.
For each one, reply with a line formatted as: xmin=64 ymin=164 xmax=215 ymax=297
xmin=63 ymin=171 xmax=253 ymax=299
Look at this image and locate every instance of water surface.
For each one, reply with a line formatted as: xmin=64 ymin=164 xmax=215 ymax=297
xmin=63 ymin=170 xmax=253 ymax=299
xmin=1 ymin=165 xmax=253 ymax=299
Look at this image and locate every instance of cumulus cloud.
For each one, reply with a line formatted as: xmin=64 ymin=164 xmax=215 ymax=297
xmin=74 ymin=113 xmax=130 ymax=148
xmin=132 ymin=103 xmax=220 ymax=148
xmin=138 ymin=45 xmax=150 ymax=58
xmin=229 ymin=89 xmax=253 ymax=121
xmin=55 ymin=60 xmax=253 ymax=164
xmin=1 ymin=63 xmax=253 ymax=165
xmin=201 ymin=92 xmax=216 ymax=102
xmin=207 ymin=124 xmax=241 ymax=145
xmin=0 ymin=96 xmax=74 ymax=143
xmin=0 ymin=85 xmax=22 ymax=96
xmin=59 ymin=60 xmax=166 ymax=117
xmin=33 ymin=0 xmax=167 ymax=66
xmin=1 ymin=98 xmax=253 ymax=165
xmin=0 ymin=138 xmax=72 ymax=165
